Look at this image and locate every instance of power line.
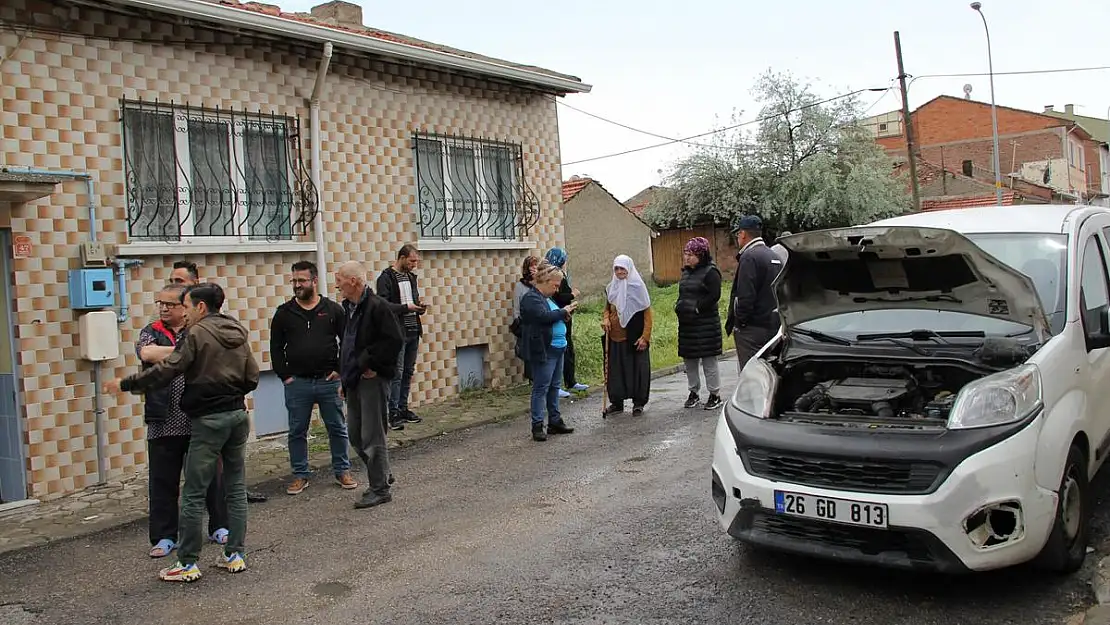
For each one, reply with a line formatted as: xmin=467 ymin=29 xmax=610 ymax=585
xmin=562 ymin=87 xmax=887 ymax=166
xmin=912 ymin=65 xmax=1110 ymax=80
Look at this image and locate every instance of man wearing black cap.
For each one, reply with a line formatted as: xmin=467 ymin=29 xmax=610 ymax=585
xmin=725 ymin=215 xmax=782 ymax=367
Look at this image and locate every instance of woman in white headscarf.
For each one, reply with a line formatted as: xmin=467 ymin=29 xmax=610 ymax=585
xmin=601 ymin=255 xmax=653 ymax=416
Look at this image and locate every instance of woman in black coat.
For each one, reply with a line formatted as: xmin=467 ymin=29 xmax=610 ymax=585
xmin=674 ymin=237 xmax=723 ymax=410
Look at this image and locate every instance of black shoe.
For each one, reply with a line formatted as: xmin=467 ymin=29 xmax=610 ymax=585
xmin=354 ymin=491 xmax=393 ymax=509
xmin=704 ymin=394 xmax=723 ymax=410
xmin=388 ymin=473 xmax=396 ymax=485
xmin=532 ymin=424 xmax=547 ymax=442
xmin=604 ymin=404 xmax=624 ymax=416
xmin=684 ymin=392 xmax=700 ymax=409
xmin=389 ymin=419 xmax=405 ymax=431
xmin=633 ymin=405 xmax=645 ymax=416
xmin=401 ymin=410 xmax=422 ymax=424
xmin=547 ymin=421 xmax=574 ymax=435
xmin=247 ymin=490 xmax=267 ymax=503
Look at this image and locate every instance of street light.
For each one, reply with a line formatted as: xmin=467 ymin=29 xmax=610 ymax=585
xmin=970 ymin=2 xmax=1004 ymax=205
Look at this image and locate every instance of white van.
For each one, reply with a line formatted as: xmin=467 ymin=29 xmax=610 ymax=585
xmin=711 ymin=204 xmax=1110 ymax=573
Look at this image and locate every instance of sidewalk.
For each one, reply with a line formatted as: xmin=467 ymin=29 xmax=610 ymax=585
xmin=0 ymin=352 xmax=733 ymax=558
xmin=0 ymin=384 xmax=533 ymax=557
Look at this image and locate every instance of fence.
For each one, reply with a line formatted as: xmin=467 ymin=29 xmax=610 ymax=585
xmin=650 ymin=224 xmax=737 ymax=284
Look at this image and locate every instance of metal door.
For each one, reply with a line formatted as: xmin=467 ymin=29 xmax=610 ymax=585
xmin=0 ymin=230 xmax=27 ymax=502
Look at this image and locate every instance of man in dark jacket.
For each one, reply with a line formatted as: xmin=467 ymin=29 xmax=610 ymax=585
xmin=107 ymin=282 xmax=260 ymax=583
xmin=271 ymin=260 xmax=356 ymax=496
xmin=138 ymin=284 xmax=228 ymax=558
xmin=376 ymin=244 xmax=427 ymax=430
xmin=335 ymin=261 xmax=404 ymax=510
xmin=725 ymin=215 xmax=783 ymax=368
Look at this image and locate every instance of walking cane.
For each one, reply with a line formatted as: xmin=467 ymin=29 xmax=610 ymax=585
xmin=601 ymin=327 xmax=610 ymax=419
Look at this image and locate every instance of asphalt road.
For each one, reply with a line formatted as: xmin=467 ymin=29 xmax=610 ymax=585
xmin=0 ymin=365 xmax=1104 ymax=625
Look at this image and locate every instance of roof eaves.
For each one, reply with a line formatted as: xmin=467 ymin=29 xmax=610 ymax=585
xmin=115 ymin=0 xmax=591 ymax=94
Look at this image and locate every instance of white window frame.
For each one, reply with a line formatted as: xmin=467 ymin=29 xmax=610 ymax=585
xmin=412 ymin=134 xmax=526 ymax=249
xmin=119 ymin=102 xmax=309 ymax=252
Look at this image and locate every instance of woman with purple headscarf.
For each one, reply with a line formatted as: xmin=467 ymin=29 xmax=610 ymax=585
xmin=675 ymin=236 xmax=724 ymax=410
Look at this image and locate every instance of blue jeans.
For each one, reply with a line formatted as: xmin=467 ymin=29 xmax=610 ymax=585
xmin=389 ymin=335 xmax=421 ymax=415
xmin=284 ymin=377 xmax=351 ymax=478
xmin=529 ymin=346 xmax=565 ymax=426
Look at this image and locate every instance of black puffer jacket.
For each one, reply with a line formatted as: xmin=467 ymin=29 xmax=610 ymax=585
xmin=676 ymin=260 xmax=723 ymax=359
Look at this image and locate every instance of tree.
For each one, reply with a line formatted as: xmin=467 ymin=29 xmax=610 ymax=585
xmin=641 ymin=70 xmax=911 ymax=234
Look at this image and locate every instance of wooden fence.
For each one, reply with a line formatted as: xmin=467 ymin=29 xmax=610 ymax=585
xmin=650 ymin=225 xmax=738 ymax=284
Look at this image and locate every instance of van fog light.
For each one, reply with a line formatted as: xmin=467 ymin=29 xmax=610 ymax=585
xmin=963 ymin=501 xmax=1024 ymax=548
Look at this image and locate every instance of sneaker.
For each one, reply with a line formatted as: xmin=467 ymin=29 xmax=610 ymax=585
xmin=558 ymin=389 xmax=571 ymax=399
xmin=401 ymin=410 xmax=422 ymax=424
xmin=247 ymin=490 xmax=267 ymax=503
xmin=571 ymin=383 xmax=589 ymax=392
xmin=704 ymin=394 xmax=724 ymax=410
xmin=335 ymin=472 xmax=358 ymax=489
xmin=159 ymin=561 xmax=202 ymax=583
xmin=531 ymin=423 xmax=547 ymax=442
xmin=286 ymin=478 xmax=309 ymax=495
xmin=684 ymin=392 xmax=700 ymax=409
xmin=389 ymin=419 xmax=405 ymax=431
xmin=216 ymin=552 xmax=247 ymax=573
xmin=547 ymin=421 xmax=574 ymax=435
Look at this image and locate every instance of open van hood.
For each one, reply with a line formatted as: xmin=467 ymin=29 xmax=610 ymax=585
xmin=775 ymin=226 xmax=1050 ymax=339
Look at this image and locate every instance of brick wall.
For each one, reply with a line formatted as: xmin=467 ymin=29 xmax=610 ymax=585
xmin=2 ymin=0 xmax=565 ymax=499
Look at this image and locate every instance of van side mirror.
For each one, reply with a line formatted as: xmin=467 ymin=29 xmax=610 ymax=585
xmin=1086 ymin=308 xmax=1110 ymax=351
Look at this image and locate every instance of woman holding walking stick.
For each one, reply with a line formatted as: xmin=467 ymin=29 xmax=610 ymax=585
xmin=601 ymin=255 xmax=653 ymax=416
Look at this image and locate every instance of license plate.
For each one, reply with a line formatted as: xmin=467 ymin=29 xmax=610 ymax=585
xmin=773 ymin=490 xmax=888 ymax=529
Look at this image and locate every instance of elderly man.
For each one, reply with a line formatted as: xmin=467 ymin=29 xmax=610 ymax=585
xmin=335 ymin=262 xmax=404 ymax=509
xmin=724 ymin=215 xmax=782 ymax=368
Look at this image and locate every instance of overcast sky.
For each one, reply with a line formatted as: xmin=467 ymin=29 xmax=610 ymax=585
xmin=282 ymin=0 xmax=1110 ymax=202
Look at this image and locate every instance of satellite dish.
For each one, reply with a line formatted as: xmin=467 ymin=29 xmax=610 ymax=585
xmin=963 ymin=84 xmax=973 ymax=99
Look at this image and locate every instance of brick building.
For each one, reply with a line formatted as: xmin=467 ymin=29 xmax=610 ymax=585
xmin=869 ymin=96 xmax=1103 ymax=203
xmin=0 ymin=0 xmax=589 ymax=504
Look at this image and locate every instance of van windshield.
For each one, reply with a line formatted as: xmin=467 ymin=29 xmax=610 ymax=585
xmin=795 ymin=233 xmax=1068 ymax=338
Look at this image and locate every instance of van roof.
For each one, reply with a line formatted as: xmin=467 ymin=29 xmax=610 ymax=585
xmin=868 ymin=204 xmax=1107 ymax=235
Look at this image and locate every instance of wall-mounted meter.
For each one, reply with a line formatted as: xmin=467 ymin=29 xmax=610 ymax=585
xmin=68 ymin=268 xmax=115 ymax=309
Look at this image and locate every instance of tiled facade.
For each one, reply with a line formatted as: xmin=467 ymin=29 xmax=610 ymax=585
xmin=1 ymin=0 xmax=566 ymax=499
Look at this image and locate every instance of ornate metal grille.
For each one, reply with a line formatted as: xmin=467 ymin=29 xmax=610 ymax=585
xmin=412 ymin=131 xmax=539 ymax=241
xmin=120 ymin=99 xmax=318 ymax=241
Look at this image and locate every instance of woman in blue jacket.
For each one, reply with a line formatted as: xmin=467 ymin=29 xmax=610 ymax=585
xmin=517 ymin=263 xmax=579 ymax=441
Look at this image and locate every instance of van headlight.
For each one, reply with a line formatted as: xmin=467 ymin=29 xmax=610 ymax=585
xmin=729 ymin=359 xmax=777 ymax=419
xmin=947 ymin=364 xmax=1042 ymax=430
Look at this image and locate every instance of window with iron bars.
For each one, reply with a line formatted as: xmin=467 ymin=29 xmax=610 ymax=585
xmin=120 ymin=100 xmax=317 ymax=242
xmin=412 ymin=132 xmax=539 ymax=241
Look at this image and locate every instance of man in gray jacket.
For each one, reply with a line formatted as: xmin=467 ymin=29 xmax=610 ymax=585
xmin=725 ymin=215 xmax=783 ymax=368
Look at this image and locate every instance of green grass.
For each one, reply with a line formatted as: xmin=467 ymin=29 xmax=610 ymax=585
xmin=571 ymin=281 xmax=733 ymax=386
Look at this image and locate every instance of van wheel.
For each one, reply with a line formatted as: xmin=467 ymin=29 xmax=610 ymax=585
xmin=1034 ymin=444 xmax=1089 ymax=574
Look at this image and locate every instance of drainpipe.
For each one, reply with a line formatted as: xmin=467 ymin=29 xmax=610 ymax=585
xmin=310 ymin=42 xmax=333 ymax=296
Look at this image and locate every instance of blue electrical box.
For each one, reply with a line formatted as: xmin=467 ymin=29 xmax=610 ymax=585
xmin=68 ymin=268 xmax=115 ymax=310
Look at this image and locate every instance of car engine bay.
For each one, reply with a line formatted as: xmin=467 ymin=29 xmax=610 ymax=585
xmin=773 ymin=360 xmax=989 ymax=428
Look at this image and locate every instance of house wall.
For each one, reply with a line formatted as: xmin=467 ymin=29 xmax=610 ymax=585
xmin=1 ymin=0 xmax=562 ymax=500
xmin=563 ymin=183 xmax=653 ymax=294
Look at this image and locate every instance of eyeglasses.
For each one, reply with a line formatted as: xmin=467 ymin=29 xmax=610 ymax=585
xmin=156 ymin=301 xmax=182 ymax=309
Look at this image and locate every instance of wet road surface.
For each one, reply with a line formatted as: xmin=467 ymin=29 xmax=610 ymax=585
xmin=0 ymin=366 xmax=1103 ymax=624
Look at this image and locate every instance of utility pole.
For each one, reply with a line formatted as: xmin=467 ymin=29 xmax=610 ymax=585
xmin=894 ymin=31 xmax=921 ymax=211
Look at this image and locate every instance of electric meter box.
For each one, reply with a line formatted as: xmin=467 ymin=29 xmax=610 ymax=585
xmin=68 ymin=268 xmax=115 ymax=309
xmin=78 ymin=310 xmax=120 ymax=361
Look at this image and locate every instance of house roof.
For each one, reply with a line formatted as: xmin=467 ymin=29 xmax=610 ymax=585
xmin=112 ymin=0 xmax=590 ymax=94
xmin=1044 ymin=109 xmax=1110 ymax=145
xmin=623 ymin=185 xmax=667 ymax=216
xmin=921 ymin=193 xmax=1017 ymax=212
xmin=562 ymin=177 xmax=591 ymax=203
xmin=561 ymin=177 xmax=656 ymax=232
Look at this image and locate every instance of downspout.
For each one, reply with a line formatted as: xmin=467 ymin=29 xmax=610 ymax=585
xmin=0 ymin=166 xmax=120 ymax=485
xmin=310 ymin=42 xmax=333 ymax=296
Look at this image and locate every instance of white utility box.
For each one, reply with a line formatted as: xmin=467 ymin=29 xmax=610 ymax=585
xmin=78 ymin=310 xmax=120 ymax=361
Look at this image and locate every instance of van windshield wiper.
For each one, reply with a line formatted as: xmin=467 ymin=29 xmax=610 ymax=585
xmin=791 ymin=327 xmax=853 ymax=345
xmin=855 ymin=329 xmax=986 ymax=345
